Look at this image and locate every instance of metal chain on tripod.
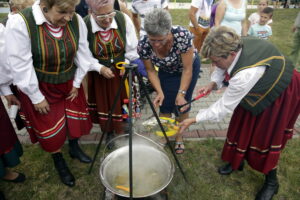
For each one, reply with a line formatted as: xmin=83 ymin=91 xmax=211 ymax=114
xmin=134 ymin=75 xmax=141 ymax=118
xmin=130 ymin=75 xmax=136 ymax=122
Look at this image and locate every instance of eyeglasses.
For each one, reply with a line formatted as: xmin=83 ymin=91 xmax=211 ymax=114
xmin=148 ymin=36 xmax=168 ymax=45
xmin=93 ymin=11 xmax=116 ymax=20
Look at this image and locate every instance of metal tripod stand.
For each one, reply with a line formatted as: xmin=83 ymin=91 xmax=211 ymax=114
xmin=88 ymin=63 xmax=187 ymax=199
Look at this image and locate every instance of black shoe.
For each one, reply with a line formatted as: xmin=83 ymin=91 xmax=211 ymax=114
xmin=218 ymin=161 xmax=244 ymax=175
xmin=255 ymin=169 xmax=279 ymax=200
xmin=52 ymin=152 xmax=75 ymax=187
xmin=105 ymin=132 xmax=115 ymax=150
xmin=0 ymin=191 xmax=5 ymax=200
xmin=2 ymin=172 xmax=26 ymax=183
xmin=69 ymin=139 xmax=92 ymax=163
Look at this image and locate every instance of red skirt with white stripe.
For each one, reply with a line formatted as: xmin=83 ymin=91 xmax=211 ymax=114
xmin=88 ymin=70 xmax=127 ymax=134
xmin=222 ymin=70 xmax=300 ymax=174
xmin=18 ymin=80 xmax=92 ymax=152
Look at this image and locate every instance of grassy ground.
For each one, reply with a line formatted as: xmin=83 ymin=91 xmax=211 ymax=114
xmin=1 ymin=138 xmax=300 ymax=199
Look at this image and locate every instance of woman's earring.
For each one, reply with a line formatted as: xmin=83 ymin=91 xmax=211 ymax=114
xmin=43 ymin=7 xmax=48 ymax=13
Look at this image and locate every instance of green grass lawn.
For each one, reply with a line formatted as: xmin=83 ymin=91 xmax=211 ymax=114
xmin=1 ymin=138 xmax=300 ymax=199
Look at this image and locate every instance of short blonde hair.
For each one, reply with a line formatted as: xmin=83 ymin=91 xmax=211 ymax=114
xmin=201 ymin=26 xmax=242 ymax=58
xmin=40 ymin=0 xmax=80 ymax=10
xmin=9 ymin=0 xmax=35 ymax=11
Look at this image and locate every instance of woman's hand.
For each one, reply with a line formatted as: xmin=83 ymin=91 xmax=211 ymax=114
xmin=119 ymin=69 xmax=125 ymax=76
xmin=100 ymin=67 xmax=115 ymax=79
xmin=179 ymin=117 xmax=196 ymax=133
xmin=4 ymin=94 xmax=21 ymax=108
xmin=197 ymin=82 xmax=215 ymax=95
xmin=175 ymin=94 xmax=189 ymax=112
xmin=153 ymin=92 xmax=164 ymax=108
xmin=67 ymin=87 xmax=78 ymax=102
xmin=34 ymin=99 xmax=50 ymax=114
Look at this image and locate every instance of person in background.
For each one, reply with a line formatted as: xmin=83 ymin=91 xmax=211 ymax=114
xmin=215 ymin=0 xmax=247 ymax=36
xmin=290 ymin=12 xmax=300 ymax=72
xmin=0 ymin=0 xmax=35 ymax=133
xmin=1 ymin=0 xmax=35 ymax=25
xmin=209 ymin=2 xmax=218 ymax=28
xmin=248 ymin=7 xmax=273 ymax=40
xmin=248 ymin=0 xmax=272 ymax=27
xmin=131 ymin=0 xmax=168 ymax=38
xmin=116 ymin=0 xmax=133 ymax=19
xmin=0 ymin=23 xmax=25 ymax=200
xmin=76 ymin=0 xmax=89 ymax=17
xmin=188 ymin=0 xmax=214 ymax=53
xmin=272 ymin=0 xmax=280 ymax=9
xmin=138 ymin=9 xmax=200 ymax=154
xmin=84 ymin=0 xmax=139 ymax=146
xmin=5 ymin=0 xmax=105 ymax=187
xmin=8 ymin=0 xmax=34 ymax=12
xmin=283 ymin=0 xmax=291 ymax=8
xmin=180 ymin=26 xmax=300 ymax=200
xmin=293 ymin=0 xmax=300 ymax=8
xmin=214 ymin=0 xmax=247 ymax=87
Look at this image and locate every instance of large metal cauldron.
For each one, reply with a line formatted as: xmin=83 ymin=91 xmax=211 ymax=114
xmin=100 ymin=134 xmax=175 ymax=198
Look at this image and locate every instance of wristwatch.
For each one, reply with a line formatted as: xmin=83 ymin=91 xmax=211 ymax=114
xmin=178 ymin=90 xmax=186 ymax=95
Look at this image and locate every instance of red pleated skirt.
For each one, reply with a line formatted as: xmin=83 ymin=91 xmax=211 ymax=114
xmin=88 ymin=70 xmax=127 ymax=134
xmin=18 ymin=80 xmax=92 ymax=152
xmin=222 ymin=70 xmax=300 ymax=174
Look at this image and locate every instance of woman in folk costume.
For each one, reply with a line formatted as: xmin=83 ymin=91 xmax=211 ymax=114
xmin=180 ymin=26 xmax=300 ymax=199
xmin=84 ymin=0 xmax=139 ymax=143
xmin=0 ymin=0 xmax=36 ymax=135
xmin=5 ymin=0 xmax=109 ymax=187
xmin=0 ymin=23 xmax=25 ymax=200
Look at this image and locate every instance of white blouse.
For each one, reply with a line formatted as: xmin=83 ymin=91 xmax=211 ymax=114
xmin=196 ymin=50 xmax=266 ymax=122
xmin=89 ymin=13 xmax=139 ymax=64
xmin=5 ymin=0 xmax=103 ymax=104
xmin=0 ymin=23 xmax=12 ymax=96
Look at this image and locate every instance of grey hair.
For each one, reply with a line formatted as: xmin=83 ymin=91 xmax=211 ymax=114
xmin=201 ymin=26 xmax=243 ymax=58
xmin=144 ymin=8 xmax=172 ymax=36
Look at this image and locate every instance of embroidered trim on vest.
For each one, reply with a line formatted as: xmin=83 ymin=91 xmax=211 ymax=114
xmin=230 ymin=37 xmax=294 ymax=115
xmin=234 ymin=56 xmax=285 ymax=107
xmin=19 ymin=8 xmax=79 ymax=84
xmin=84 ymin=10 xmax=126 ymax=67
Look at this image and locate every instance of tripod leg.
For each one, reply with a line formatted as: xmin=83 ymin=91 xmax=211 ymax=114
xmin=135 ymin=70 xmax=188 ymax=183
xmin=88 ymin=70 xmax=129 ymax=174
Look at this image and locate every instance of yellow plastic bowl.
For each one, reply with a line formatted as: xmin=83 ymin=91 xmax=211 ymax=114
xmin=155 ymin=117 xmax=179 ymax=137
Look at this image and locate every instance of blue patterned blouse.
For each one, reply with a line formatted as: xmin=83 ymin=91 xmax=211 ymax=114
xmin=137 ymin=26 xmax=196 ymax=74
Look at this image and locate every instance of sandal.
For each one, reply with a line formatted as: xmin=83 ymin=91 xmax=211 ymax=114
xmin=174 ymin=141 xmax=185 ymax=154
xmin=2 ymin=172 xmax=26 ymax=183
